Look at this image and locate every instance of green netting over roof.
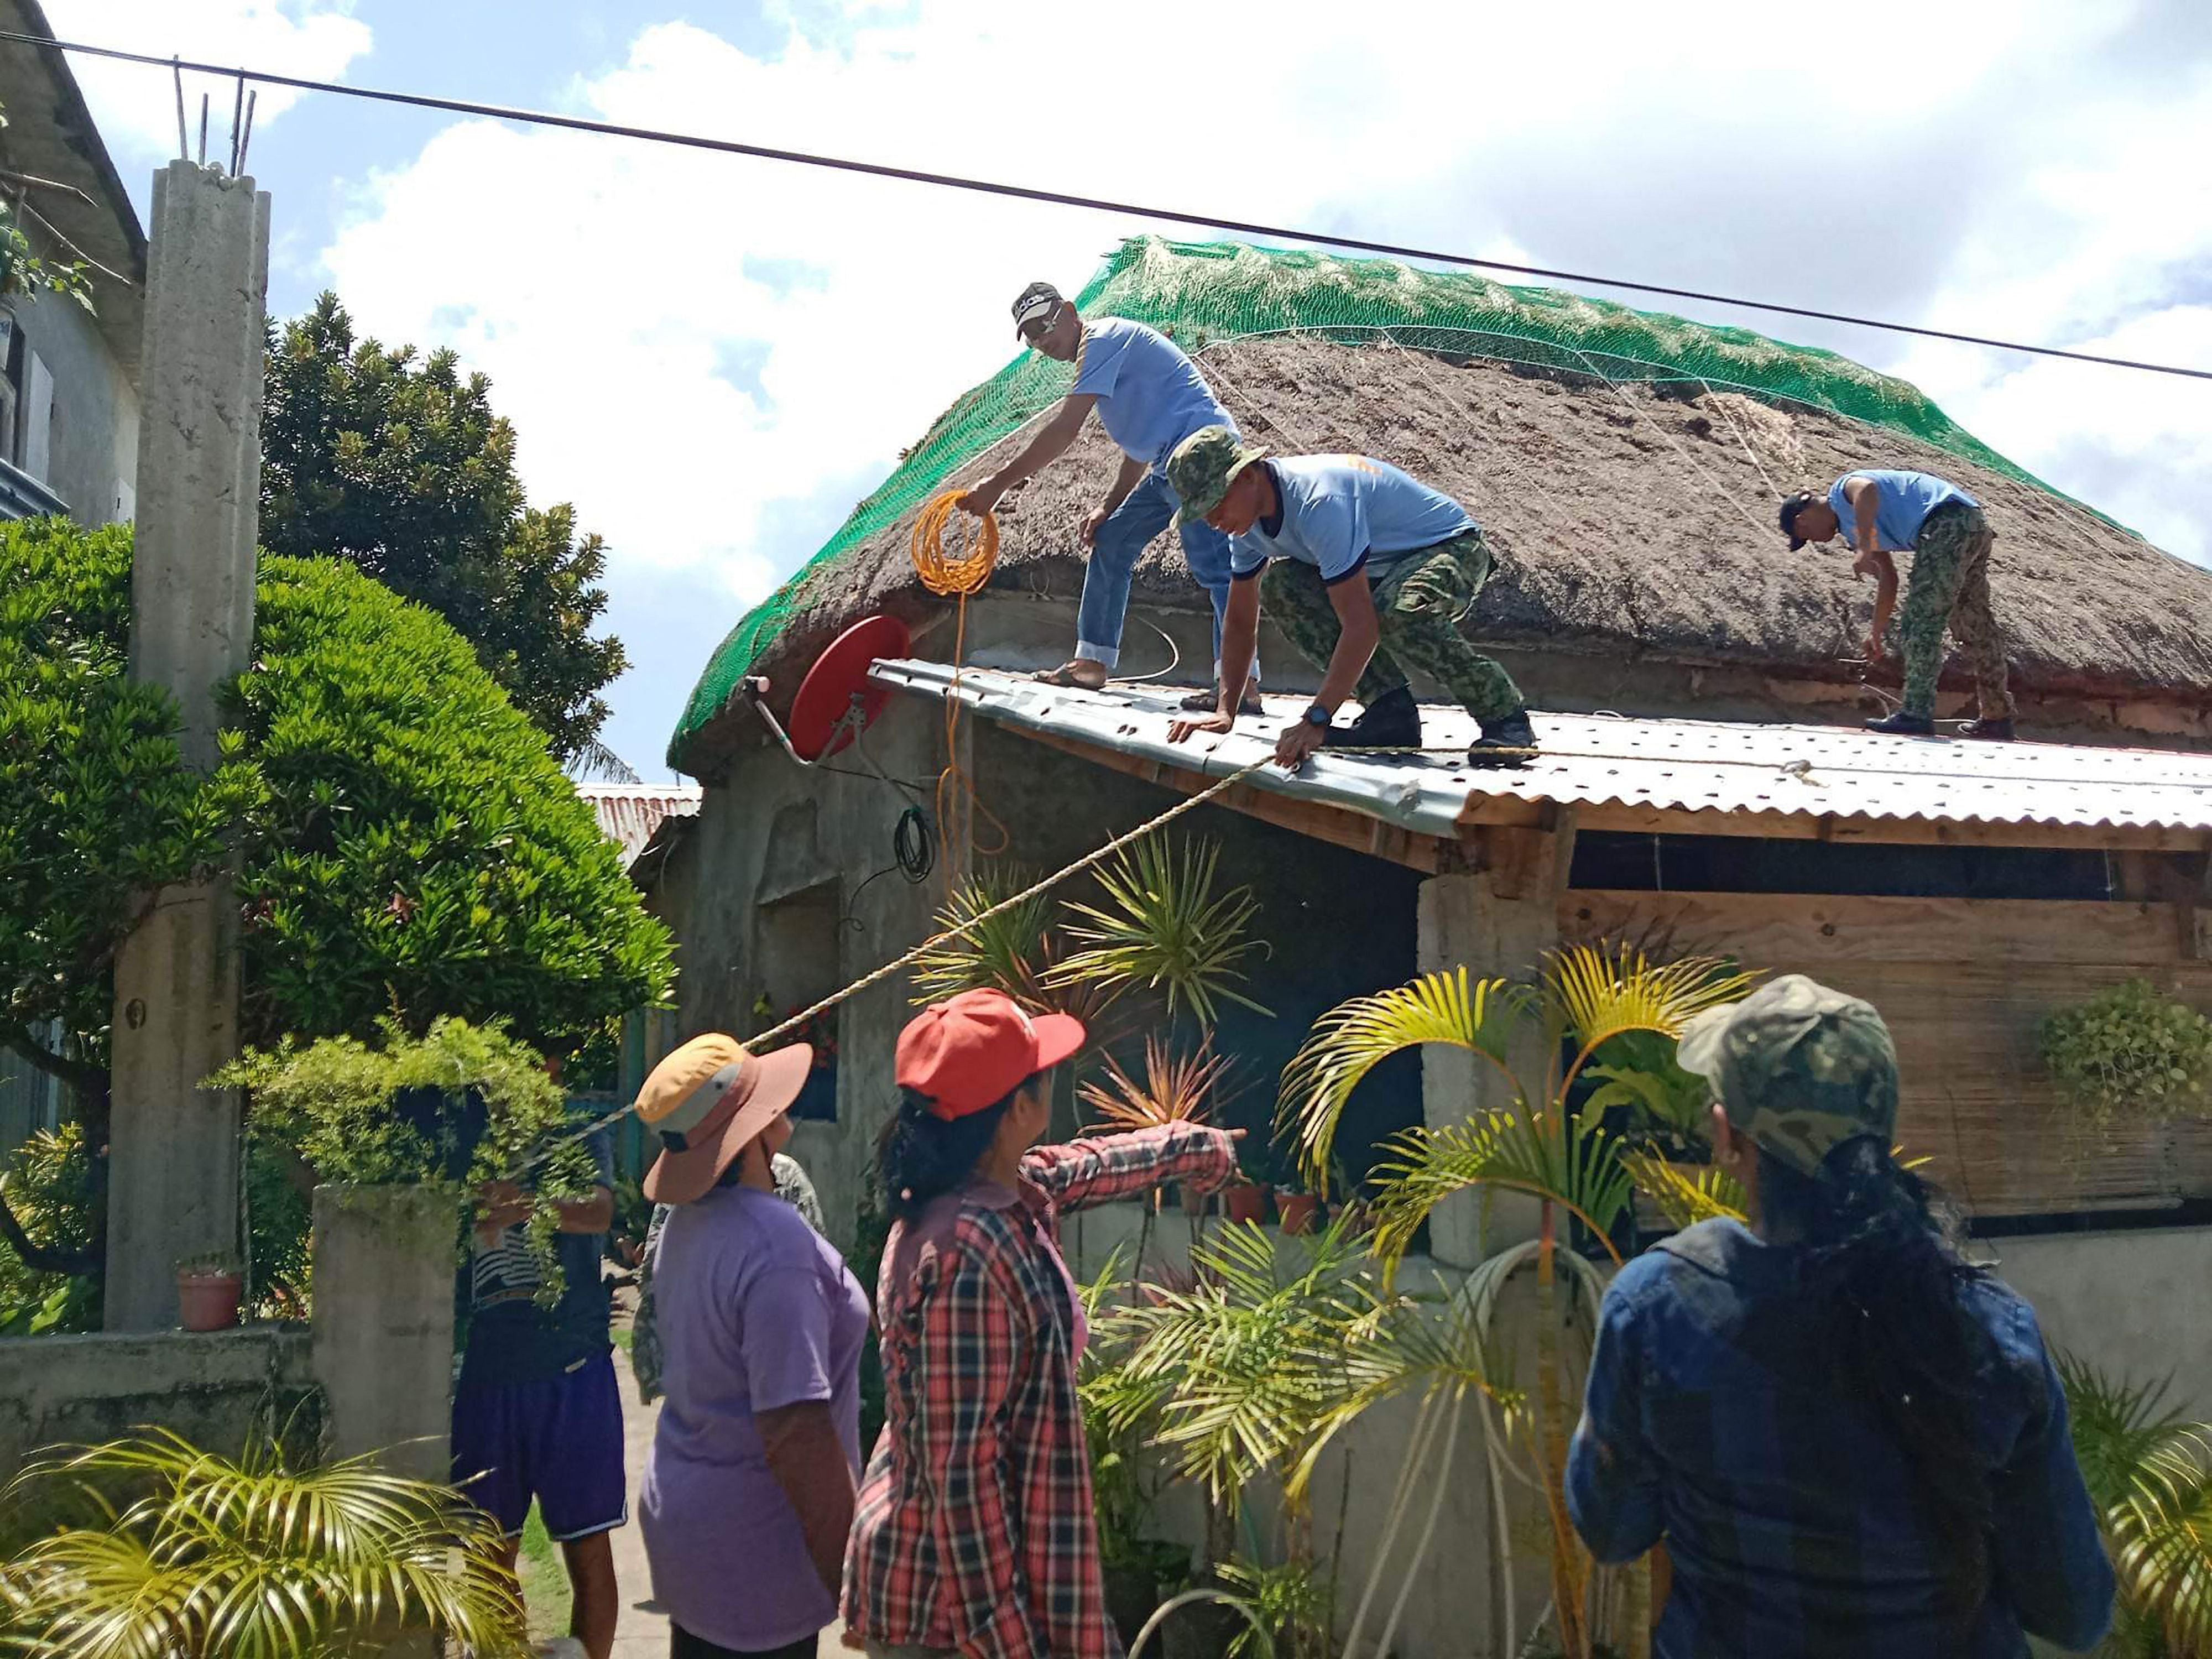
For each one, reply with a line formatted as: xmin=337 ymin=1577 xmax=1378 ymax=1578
xmin=671 ymin=236 xmax=2072 ymax=768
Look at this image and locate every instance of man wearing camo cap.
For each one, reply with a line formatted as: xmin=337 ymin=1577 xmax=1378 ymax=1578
xmin=1564 ymin=974 xmax=2115 ymax=1657
xmin=1162 ymin=425 xmax=1536 ymax=769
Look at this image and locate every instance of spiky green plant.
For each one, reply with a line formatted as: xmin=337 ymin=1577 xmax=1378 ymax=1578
xmin=0 ymin=1429 xmax=529 ymax=1658
xmin=907 ymin=864 xmax=1056 ymax=1007
xmin=1051 ymin=837 xmax=1270 ymax=1024
xmin=2059 ymin=1357 xmax=2212 ymax=1657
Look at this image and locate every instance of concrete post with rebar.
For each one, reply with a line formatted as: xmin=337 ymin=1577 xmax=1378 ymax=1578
xmin=103 ymin=162 xmax=271 ymax=1331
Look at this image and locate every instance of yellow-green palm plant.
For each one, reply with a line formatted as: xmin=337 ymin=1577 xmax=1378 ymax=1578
xmin=2057 ymin=1357 xmax=2212 ymax=1658
xmin=1278 ymin=943 xmax=1756 ymax=1659
xmin=0 ymin=1428 xmax=529 ymax=1659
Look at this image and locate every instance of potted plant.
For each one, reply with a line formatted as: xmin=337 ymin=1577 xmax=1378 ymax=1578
xmin=175 ymin=1252 xmax=244 ymax=1332
xmin=1223 ymin=1140 xmax=1272 ymax=1227
xmin=1275 ymin=1172 xmax=1321 ymax=1237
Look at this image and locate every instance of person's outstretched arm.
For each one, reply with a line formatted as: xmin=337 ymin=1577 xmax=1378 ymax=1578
xmin=1021 ymin=1122 xmax=1238 ymax=1213
xmin=962 ymin=395 xmax=1098 ymax=518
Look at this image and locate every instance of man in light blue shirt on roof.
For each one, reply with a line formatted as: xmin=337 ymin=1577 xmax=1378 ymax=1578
xmin=957 ymin=281 xmax=1259 ymax=716
xmin=1163 ymin=427 xmax=1536 ymax=770
xmin=1780 ymin=468 xmax=2016 ymax=740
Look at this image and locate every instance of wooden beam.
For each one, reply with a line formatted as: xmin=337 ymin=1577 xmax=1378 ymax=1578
xmin=1468 ymin=806 xmax=1578 ymax=904
xmin=1015 ymin=726 xmax=1449 ymax=872
xmin=1461 ymin=792 xmax=2211 ymax=853
xmin=1559 ymin=888 xmax=2188 ymax=968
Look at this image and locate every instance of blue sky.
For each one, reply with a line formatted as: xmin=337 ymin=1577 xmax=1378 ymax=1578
xmin=40 ymin=1 xmax=2212 ymax=780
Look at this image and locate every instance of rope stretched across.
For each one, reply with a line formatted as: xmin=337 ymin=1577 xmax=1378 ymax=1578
xmin=540 ymin=753 xmax=1277 ymax=1164
xmin=911 ymin=490 xmax=1010 ymax=860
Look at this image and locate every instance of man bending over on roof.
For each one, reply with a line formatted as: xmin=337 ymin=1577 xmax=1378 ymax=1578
xmin=1780 ymin=469 xmax=2016 ymax=741
xmin=958 ymin=280 xmax=1260 ymax=716
xmin=1162 ymin=425 xmax=1537 ymax=770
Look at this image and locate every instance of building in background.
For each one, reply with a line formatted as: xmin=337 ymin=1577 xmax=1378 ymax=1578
xmin=0 ymin=1 xmax=145 ymax=1154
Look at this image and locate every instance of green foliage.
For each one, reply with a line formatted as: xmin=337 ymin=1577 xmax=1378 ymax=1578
xmin=262 ymin=293 xmax=626 ymax=766
xmin=0 ymin=1428 xmax=529 ymax=1658
xmin=230 ymin=554 xmax=672 ymax=1053
xmin=1051 ymin=838 xmax=1270 ymax=1024
xmin=908 ymin=865 xmax=1056 ymax=1006
xmin=0 ymin=520 xmax=674 ymax=1086
xmin=2042 ymin=980 xmax=2212 ymax=1129
xmin=0 ymin=519 xmax=246 ymax=1058
xmin=0 ymin=1125 xmax=98 ymax=1335
xmin=1216 ymin=1556 xmax=1333 ymax=1659
xmin=244 ymin=1133 xmax=313 ymax=1315
xmin=0 ymin=102 xmax=93 ymax=314
xmin=215 ymin=1016 xmax=598 ymax=1297
xmin=2059 ymin=1356 xmax=2212 ymax=1658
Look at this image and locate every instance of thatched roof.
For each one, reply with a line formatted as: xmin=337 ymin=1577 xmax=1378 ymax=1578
xmin=672 ymin=239 xmax=2210 ymax=771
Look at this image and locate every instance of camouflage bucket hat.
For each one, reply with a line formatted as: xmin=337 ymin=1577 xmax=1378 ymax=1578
xmin=1167 ymin=425 xmax=1268 ymax=524
xmin=1676 ymin=974 xmax=1899 ymax=1179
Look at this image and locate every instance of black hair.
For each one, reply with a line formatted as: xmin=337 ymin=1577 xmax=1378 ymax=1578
xmin=1753 ymin=1135 xmax=1996 ymax=1618
xmin=876 ymin=1084 xmax=1020 ymax=1224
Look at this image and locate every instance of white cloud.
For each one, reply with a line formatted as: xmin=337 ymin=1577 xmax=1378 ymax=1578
xmin=39 ymin=0 xmax=370 ymax=162
xmin=306 ymin=0 xmax=2211 ymax=773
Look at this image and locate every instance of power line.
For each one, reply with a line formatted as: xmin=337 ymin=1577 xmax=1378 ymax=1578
xmin=10 ymin=25 xmax=2210 ymax=385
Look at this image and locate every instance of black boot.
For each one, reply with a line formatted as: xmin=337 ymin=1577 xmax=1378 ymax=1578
xmin=1467 ymin=708 xmax=1537 ymax=768
xmin=1865 ymin=709 xmax=1936 ymax=737
xmin=1325 ymin=686 xmax=1420 ymax=749
xmin=1958 ymin=716 xmax=2016 ymax=742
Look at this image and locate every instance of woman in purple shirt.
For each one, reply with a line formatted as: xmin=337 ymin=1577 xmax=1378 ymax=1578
xmin=634 ymin=1032 xmax=870 ymax=1659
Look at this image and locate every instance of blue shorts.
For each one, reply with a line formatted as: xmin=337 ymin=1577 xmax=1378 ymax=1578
xmin=451 ymin=1349 xmax=627 ymax=1540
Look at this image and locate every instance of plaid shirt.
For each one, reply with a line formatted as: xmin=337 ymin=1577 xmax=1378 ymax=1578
xmin=844 ymin=1121 xmax=1235 ymax=1659
xmin=1568 ymin=1218 xmax=2114 ymax=1659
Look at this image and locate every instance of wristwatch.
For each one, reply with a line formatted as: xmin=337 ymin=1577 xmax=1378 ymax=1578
xmin=1302 ymin=703 xmax=1332 ymax=731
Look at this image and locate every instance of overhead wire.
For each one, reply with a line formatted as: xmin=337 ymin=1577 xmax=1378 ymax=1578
xmin=6 ymin=25 xmax=2209 ymax=383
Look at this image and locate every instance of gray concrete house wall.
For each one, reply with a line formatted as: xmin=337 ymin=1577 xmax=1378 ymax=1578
xmin=6 ymin=283 xmax=141 ymax=525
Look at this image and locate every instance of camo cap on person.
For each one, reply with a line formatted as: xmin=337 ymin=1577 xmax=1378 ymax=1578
xmin=1167 ymin=424 xmax=1269 ymax=523
xmin=1676 ymin=974 xmax=1899 ymax=1179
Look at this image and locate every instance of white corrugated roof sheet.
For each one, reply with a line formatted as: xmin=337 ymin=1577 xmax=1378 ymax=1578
xmin=574 ymin=782 xmax=703 ymax=867
xmin=872 ymin=660 xmax=2212 ymax=842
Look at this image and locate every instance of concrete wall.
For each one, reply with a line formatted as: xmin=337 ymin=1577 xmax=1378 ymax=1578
xmin=1984 ymin=1224 xmax=2212 ymax=1421
xmin=0 ymin=1326 xmax=317 ymax=1484
xmin=5 ymin=283 xmax=140 ymax=526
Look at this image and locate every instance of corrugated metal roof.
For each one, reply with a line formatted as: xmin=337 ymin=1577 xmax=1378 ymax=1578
xmin=574 ymin=782 xmax=702 ymax=868
xmin=872 ymin=659 xmax=2212 ymax=845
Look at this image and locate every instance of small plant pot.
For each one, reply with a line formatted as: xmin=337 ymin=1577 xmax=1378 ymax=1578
xmin=176 ymin=1270 xmax=243 ymax=1333
xmin=1224 ymin=1182 xmax=1271 ymax=1226
xmin=1277 ymin=1192 xmax=1322 ymax=1235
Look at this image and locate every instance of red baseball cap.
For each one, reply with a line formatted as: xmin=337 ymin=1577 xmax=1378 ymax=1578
xmin=897 ymin=989 xmax=1085 ymax=1120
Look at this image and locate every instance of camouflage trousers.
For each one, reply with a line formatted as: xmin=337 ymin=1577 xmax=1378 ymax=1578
xmin=1897 ymin=502 xmax=2015 ymax=719
xmin=1262 ymin=527 xmax=1525 ymax=722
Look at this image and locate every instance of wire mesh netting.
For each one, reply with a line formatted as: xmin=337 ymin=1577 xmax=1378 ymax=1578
xmin=671 ymin=236 xmax=2080 ymax=767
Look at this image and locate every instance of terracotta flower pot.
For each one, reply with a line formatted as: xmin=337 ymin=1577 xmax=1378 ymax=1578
xmin=1224 ymin=1182 xmax=1271 ymax=1225
xmin=1277 ymin=1192 xmax=1322 ymax=1235
xmin=176 ymin=1270 xmax=242 ymax=1333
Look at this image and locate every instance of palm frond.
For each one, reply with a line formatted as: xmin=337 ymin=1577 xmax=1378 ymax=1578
xmin=1078 ymin=1035 xmax=1233 ymax=1132
xmin=1048 ymin=837 xmax=1270 ymax=1024
xmin=1 ymin=1430 xmax=529 ymax=1659
xmin=1277 ymin=968 xmax=1529 ymax=1192
xmin=1366 ymin=1111 xmax=1635 ymax=1266
xmin=1543 ymin=943 xmax=1759 ymax=1101
xmin=1619 ymin=1152 xmax=1747 ymax=1230
xmin=907 ymin=865 xmax=1055 ymax=1006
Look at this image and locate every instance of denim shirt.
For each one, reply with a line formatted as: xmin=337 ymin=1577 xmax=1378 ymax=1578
xmin=1568 ymin=1218 xmax=2114 ymax=1658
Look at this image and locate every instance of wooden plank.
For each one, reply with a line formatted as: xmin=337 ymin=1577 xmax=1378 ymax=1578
xmin=1462 ymin=794 xmax=2211 ymax=852
xmin=1015 ymin=725 xmax=1448 ymax=873
xmin=1559 ymin=890 xmax=2184 ymax=968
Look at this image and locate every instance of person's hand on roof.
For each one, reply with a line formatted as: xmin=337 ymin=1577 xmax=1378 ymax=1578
xmin=1273 ymin=719 xmax=1325 ymax=771
xmin=1167 ymin=710 xmax=1234 ymax=745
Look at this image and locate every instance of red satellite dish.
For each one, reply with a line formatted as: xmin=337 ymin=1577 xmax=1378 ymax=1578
xmin=787 ymin=615 xmax=912 ymax=761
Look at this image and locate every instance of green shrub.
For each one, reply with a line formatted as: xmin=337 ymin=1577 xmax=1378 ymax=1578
xmin=0 ymin=1125 xmax=98 ymax=1335
xmin=218 ymin=1016 xmax=599 ymax=1300
xmin=2042 ymin=979 xmax=2212 ymax=1128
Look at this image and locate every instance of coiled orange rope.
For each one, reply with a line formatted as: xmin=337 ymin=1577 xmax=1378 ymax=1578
xmin=910 ymin=491 xmax=1009 ymax=865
